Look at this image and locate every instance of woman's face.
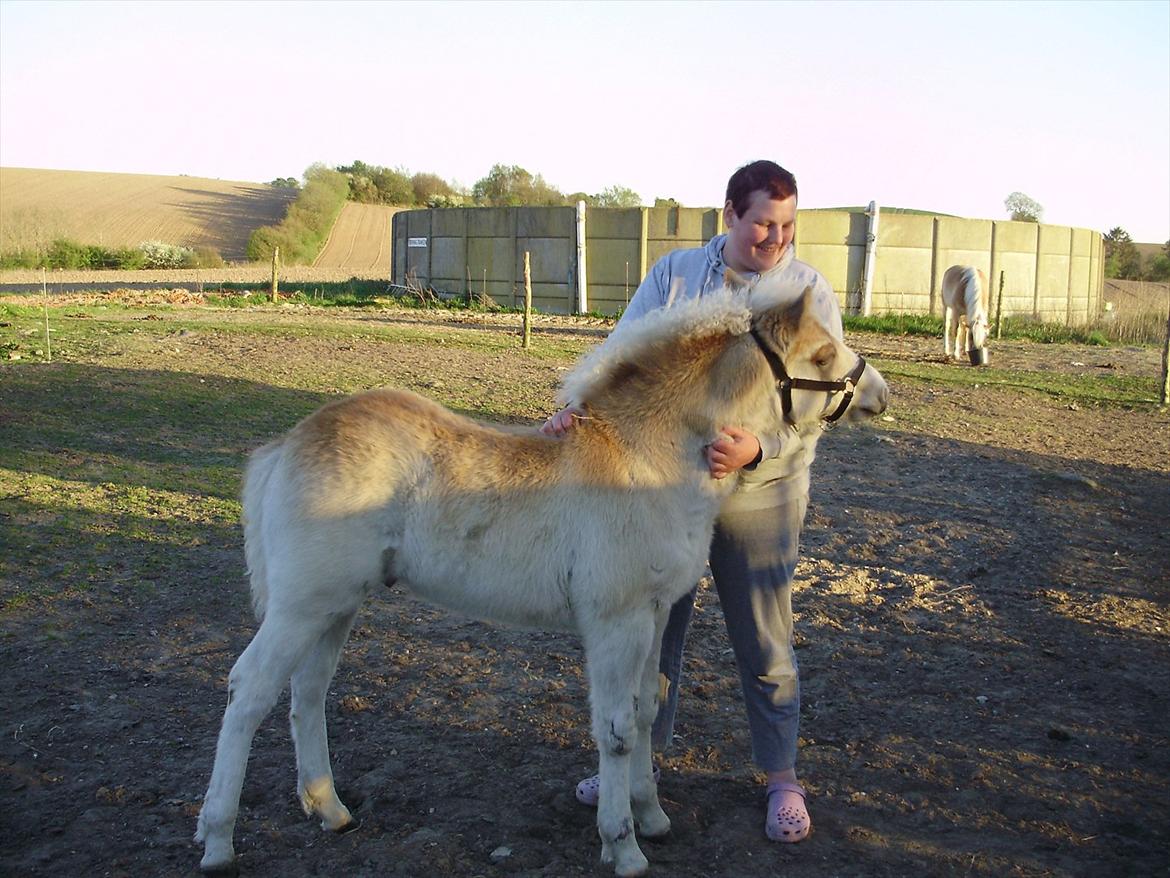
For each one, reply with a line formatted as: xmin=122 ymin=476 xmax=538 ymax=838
xmin=722 ymin=189 xmax=797 ymax=274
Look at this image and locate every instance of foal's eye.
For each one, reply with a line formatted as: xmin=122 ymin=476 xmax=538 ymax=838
xmin=813 ymin=345 xmax=836 ymax=369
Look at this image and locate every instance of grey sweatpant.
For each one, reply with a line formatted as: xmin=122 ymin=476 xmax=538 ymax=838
xmin=650 ymin=492 xmax=808 ymax=772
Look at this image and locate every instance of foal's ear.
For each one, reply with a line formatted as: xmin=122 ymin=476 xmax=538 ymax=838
xmin=782 ymin=285 xmax=818 ymax=329
xmin=759 ymin=285 xmax=819 ymax=352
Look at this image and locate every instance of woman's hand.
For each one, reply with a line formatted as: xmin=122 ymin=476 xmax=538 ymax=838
xmin=706 ymin=426 xmax=761 ymax=479
xmin=540 ymin=405 xmax=584 ymax=437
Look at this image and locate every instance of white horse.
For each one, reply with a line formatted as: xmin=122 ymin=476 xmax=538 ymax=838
xmin=941 ymin=265 xmax=990 ymax=361
xmin=195 ymin=280 xmax=888 ymax=877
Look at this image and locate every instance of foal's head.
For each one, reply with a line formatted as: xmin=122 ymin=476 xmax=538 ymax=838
xmin=749 ymin=285 xmax=889 ymax=430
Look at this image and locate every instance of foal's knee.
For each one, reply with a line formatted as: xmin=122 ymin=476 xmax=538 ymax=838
xmin=223 ymin=673 xmax=280 ymax=731
xmin=599 ymin=700 xmax=639 ymax=756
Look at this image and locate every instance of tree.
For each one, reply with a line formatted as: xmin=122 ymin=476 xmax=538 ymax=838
xmin=411 ymin=172 xmax=453 ymax=206
xmin=1143 ymin=240 xmax=1170 ymax=281
xmin=654 ymin=197 xmax=682 ymax=208
xmin=335 ymin=160 xmax=415 ymax=205
xmin=1103 ymin=227 xmax=1142 ymax=279
xmin=472 ymin=164 xmax=533 ymax=206
xmin=370 ymin=166 xmax=414 ymax=205
xmin=1146 ymin=252 xmax=1170 ymax=282
xmin=1004 ymin=192 xmax=1043 ymax=222
xmin=593 ymin=185 xmax=642 ymax=208
xmin=471 ymin=164 xmax=565 ymax=206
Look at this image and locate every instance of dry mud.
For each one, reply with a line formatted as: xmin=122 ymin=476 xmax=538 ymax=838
xmin=1 ymin=305 xmax=1167 ymax=878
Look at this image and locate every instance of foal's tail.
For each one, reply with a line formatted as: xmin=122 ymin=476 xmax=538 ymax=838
xmin=241 ymin=439 xmax=284 ymax=622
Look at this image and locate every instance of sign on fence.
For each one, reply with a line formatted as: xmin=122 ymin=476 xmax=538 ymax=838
xmin=407 ymin=237 xmax=428 ymax=248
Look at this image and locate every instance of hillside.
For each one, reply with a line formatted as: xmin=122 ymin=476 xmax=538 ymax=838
xmin=0 ymin=167 xmax=296 ymax=261
xmin=312 ymin=202 xmax=401 ymax=274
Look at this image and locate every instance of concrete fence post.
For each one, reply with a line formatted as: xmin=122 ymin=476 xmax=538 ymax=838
xmin=522 ymin=250 xmax=532 ymax=350
xmin=929 ymin=217 xmax=940 ymax=317
xmin=576 ymin=201 xmax=588 ymax=314
xmin=861 ymin=201 xmax=879 ymax=316
xmin=639 ymin=207 xmax=649 ymax=283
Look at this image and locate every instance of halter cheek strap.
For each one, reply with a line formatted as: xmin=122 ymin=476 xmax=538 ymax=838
xmin=749 ymin=326 xmax=867 ymax=426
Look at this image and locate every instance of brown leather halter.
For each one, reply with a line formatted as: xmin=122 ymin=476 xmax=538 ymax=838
xmin=749 ymin=326 xmax=867 ymax=427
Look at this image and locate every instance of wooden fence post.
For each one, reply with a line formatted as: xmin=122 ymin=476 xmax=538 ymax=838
xmin=42 ymin=268 xmax=51 ymax=362
xmin=1160 ymin=297 xmax=1169 ymax=406
xmin=995 ymin=270 xmax=1005 ymax=339
xmin=522 ymin=251 xmax=532 ymax=350
xmin=270 ymin=247 xmax=280 ymax=303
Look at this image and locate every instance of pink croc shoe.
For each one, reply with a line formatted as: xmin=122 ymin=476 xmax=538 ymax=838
xmin=574 ymin=766 xmax=661 ymax=807
xmin=765 ymin=782 xmax=811 ymax=842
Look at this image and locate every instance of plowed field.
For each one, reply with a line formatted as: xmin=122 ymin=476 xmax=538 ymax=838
xmin=0 ymin=167 xmax=296 ymax=261
xmin=313 ymin=202 xmax=400 ymax=273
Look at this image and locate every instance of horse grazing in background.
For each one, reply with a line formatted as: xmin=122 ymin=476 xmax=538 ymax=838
xmin=941 ymin=265 xmax=990 ymax=361
xmin=195 ymin=278 xmax=888 ymax=878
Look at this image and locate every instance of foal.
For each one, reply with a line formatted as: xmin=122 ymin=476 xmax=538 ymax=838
xmin=941 ymin=265 xmax=989 ymax=361
xmin=196 ymin=283 xmax=888 ymax=877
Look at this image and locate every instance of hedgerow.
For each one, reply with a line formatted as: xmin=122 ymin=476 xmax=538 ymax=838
xmin=246 ymin=165 xmax=350 ymax=265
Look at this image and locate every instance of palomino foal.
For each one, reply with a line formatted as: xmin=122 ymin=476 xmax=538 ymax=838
xmin=941 ymin=265 xmax=990 ymax=361
xmin=195 ymin=281 xmax=888 ymax=877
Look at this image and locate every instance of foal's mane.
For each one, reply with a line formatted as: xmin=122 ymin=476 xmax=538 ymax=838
xmin=962 ymin=267 xmax=986 ymax=314
xmin=558 ymin=289 xmax=752 ymax=408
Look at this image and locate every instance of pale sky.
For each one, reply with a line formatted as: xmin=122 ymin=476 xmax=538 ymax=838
xmin=1 ymin=0 xmax=1167 ymax=241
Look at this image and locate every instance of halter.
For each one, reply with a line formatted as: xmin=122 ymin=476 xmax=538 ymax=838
xmin=749 ymin=326 xmax=867 ymax=427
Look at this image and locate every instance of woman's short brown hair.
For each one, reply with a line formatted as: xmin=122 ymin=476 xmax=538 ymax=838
xmin=725 ymin=161 xmax=798 ymax=218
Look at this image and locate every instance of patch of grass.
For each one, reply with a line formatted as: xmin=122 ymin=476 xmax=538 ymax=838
xmin=844 ymin=313 xmax=942 ymax=337
xmin=845 ymin=313 xmax=1133 ymax=347
xmin=870 ymin=357 xmax=1160 ymax=407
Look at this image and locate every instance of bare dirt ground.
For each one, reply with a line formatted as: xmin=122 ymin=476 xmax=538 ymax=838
xmin=1 ymin=300 xmax=1167 ymax=878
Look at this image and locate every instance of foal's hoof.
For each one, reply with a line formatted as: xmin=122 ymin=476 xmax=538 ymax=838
xmin=334 ymin=817 xmax=361 ymax=835
xmin=200 ymin=861 xmax=239 ymax=878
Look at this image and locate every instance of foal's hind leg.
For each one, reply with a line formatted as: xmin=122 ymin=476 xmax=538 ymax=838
xmin=290 ymin=609 xmax=359 ymax=833
xmin=196 ymin=612 xmax=335 ymax=873
xmin=586 ymin=609 xmax=658 ymax=877
xmin=628 ymin=613 xmax=670 ymax=840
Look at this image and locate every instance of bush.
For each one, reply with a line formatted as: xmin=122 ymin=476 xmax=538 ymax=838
xmin=181 ymin=246 xmax=225 ymax=269
xmin=0 ymin=238 xmax=217 ymax=271
xmin=139 ymin=240 xmax=195 ymax=269
xmin=41 ymin=238 xmax=146 ymax=270
xmin=46 ymin=238 xmax=89 ymax=269
xmin=0 ymin=249 xmax=41 ymax=269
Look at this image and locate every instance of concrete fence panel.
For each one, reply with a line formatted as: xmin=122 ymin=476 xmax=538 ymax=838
xmin=933 ymin=217 xmax=993 ymax=315
xmin=991 ymin=220 xmax=1040 ymax=318
xmin=870 ymin=214 xmax=935 ymax=315
xmin=794 ymin=211 xmax=866 ymax=311
xmin=1036 ymin=223 xmax=1073 ymax=322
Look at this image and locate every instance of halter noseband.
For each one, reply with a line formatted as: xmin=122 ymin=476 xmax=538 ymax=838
xmin=749 ymin=326 xmax=867 ymax=427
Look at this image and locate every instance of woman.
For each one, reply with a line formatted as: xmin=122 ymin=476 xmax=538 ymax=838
xmin=543 ymin=160 xmax=844 ymax=843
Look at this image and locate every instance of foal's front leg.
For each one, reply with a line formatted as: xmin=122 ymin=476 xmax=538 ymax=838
xmin=586 ymin=610 xmax=658 ymax=877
